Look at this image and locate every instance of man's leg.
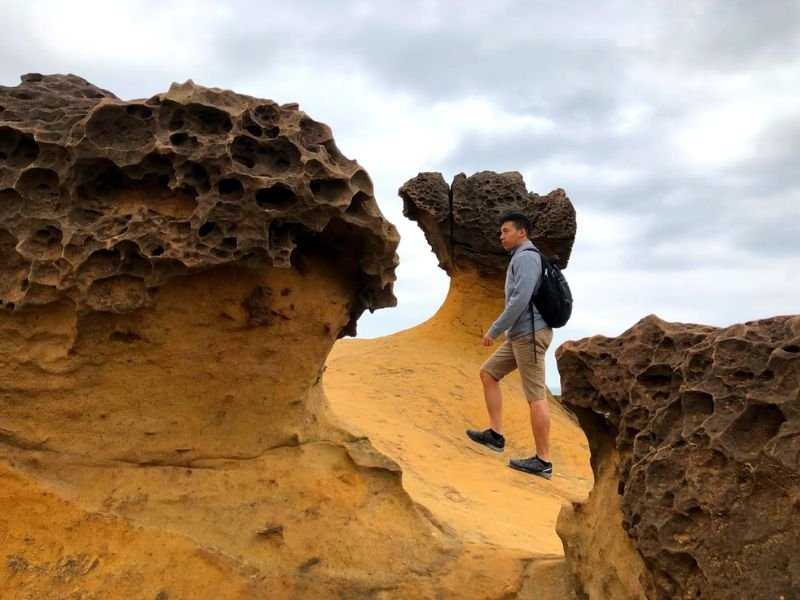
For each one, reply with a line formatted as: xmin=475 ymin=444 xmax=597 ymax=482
xmin=529 ymin=398 xmax=550 ymax=462
xmin=480 ymin=369 xmax=504 ymax=434
xmin=508 ymin=328 xmax=554 ymax=478
xmin=468 ymin=340 xmax=516 ymax=452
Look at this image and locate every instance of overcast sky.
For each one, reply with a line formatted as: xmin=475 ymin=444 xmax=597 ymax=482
xmin=2 ymin=0 xmax=798 ymax=389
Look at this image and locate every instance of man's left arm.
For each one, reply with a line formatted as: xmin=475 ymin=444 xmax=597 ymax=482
xmin=486 ymin=252 xmax=540 ymax=340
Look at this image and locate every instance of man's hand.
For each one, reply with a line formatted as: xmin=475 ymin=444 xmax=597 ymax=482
xmin=483 ymin=333 xmax=495 ymax=346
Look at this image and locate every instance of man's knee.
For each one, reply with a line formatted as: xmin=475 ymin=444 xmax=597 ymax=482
xmin=480 ymin=369 xmax=498 ymax=384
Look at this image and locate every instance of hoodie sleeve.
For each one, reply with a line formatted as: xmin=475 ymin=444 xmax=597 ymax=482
xmin=487 ymin=250 xmax=541 ymax=339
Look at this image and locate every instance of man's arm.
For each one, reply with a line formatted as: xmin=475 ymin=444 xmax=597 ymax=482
xmin=487 ymin=251 xmax=540 ymax=339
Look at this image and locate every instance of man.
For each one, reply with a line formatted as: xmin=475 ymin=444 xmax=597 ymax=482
xmin=466 ymin=212 xmax=554 ymax=480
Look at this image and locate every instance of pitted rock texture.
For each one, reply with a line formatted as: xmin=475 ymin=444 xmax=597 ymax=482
xmin=0 ymin=73 xmax=398 ymax=333
xmin=399 ymin=171 xmax=576 ymax=275
xmin=556 ymin=314 xmax=800 ymax=600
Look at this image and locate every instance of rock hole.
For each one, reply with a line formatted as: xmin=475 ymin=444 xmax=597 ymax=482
xmin=680 ymin=391 xmax=714 ymax=417
xmin=169 ymin=132 xmax=190 ymax=146
xmin=350 ymin=169 xmax=373 ymax=194
xmin=199 ymin=221 xmax=217 ymax=237
xmin=722 ymin=403 xmax=786 ymax=454
xmin=636 ymin=363 xmax=674 ymax=387
xmin=265 ymin=126 xmax=279 ymax=138
xmin=185 ymin=162 xmax=210 ymax=191
xmin=221 ymin=237 xmax=237 ymax=250
xmin=256 ymin=185 xmax=296 ymax=209
xmin=253 ymin=104 xmax=279 ymax=125
xmin=230 ymin=136 xmax=299 ymax=175
xmin=245 ymin=124 xmax=262 ymax=137
xmin=110 ymin=331 xmax=142 ymax=343
xmin=299 ymin=116 xmax=328 ymax=145
xmin=151 ymin=246 xmax=165 ymax=256
xmin=125 ymin=104 xmax=153 ymax=119
xmin=218 ymin=178 xmax=243 ymax=197
xmin=310 ymin=178 xmax=350 ymax=205
xmin=34 ymin=227 xmax=62 ymax=244
xmin=321 ymin=140 xmax=345 ymax=165
xmin=184 ymin=103 xmax=233 ymax=134
xmin=0 ymin=127 xmax=40 ymax=168
xmin=782 ymin=344 xmax=799 ymax=353
xmin=0 ymin=188 xmax=23 ymax=219
xmin=346 ymin=191 xmax=371 ymax=215
xmin=85 ymin=104 xmax=155 ymax=149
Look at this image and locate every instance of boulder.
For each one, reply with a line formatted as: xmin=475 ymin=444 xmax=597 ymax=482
xmin=0 ymin=73 xmax=398 ymax=334
xmin=399 ymin=170 xmax=576 ymax=275
xmin=556 ymin=314 xmax=800 ymax=599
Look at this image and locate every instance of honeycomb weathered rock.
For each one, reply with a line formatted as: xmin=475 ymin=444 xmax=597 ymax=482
xmin=556 ymin=314 xmax=800 ymax=600
xmin=0 ymin=73 xmax=398 ymax=334
xmin=399 ymin=171 xmax=576 ymax=275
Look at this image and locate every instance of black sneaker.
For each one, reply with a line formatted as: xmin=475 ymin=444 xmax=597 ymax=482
xmin=509 ymin=455 xmax=553 ymax=479
xmin=466 ymin=428 xmax=505 ymax=452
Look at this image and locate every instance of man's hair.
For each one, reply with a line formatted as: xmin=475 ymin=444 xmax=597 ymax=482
xmin=499 ymin=212 xmax=532 ymax=237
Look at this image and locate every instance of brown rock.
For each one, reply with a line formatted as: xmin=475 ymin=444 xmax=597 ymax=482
xmin=556 ymin=314 xmax=800 ymax=600
xmin=0 ymin=73 xmax=398 ymax=334
xmin=399 ymin=170 xmax=576 ymax=275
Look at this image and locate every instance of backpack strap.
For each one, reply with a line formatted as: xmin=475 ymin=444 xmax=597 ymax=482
xmin=514 ymin=247 xmax=542 ymax=364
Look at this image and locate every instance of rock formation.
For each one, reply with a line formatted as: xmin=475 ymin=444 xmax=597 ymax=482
xmin=0 ymin=72 xmax=396 ymax=333
xmin=556 ymin=314 xmax=800 ymax=600
xmin=325 ymin=171 xmax=589 ymax=598
xmin=0 ymin=74 xmax=478 ymax=599
xmin=399 ymin=170 xmax=576 ymax=274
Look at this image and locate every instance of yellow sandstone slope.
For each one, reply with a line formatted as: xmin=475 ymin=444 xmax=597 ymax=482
xmin=326 ymin=270 xmax=592 ymax=583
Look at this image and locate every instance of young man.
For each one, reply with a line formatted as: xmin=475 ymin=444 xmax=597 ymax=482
xmin=466 ymin=213 xmax=554 ymax=480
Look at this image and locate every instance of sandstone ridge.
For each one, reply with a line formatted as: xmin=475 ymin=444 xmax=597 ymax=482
xmin=556 ymin=314 xmax=800 ymax=600
xmin=0 ymin=73 xmax=397 ymax=334
xmin=400 ymin=170 xmax=576 ymax=275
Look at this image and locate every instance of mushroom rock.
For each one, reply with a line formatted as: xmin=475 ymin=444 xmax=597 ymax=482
xmin=556 ymin=314 xmax=800 ymax=600
xmin=324 ymin=172 xmax=589 ymax=598
xmin=0 ymin=74 xmax=479 ymax=598
xmin=0 ymin=73 xmax=397 ymax=331
xmin=399 ymin=170 xmax=576 ymax=275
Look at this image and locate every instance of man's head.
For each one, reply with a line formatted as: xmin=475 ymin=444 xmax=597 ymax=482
xmin=499 ymin=212 xmax=532 ymax=251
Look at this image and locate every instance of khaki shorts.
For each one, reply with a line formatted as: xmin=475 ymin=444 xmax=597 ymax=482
xmin=481 ymin=328 xmax=553 ymax=402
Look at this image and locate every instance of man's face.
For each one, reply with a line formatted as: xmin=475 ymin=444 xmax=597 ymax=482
xmin=499 ymin=221 xmax=526 ymax=251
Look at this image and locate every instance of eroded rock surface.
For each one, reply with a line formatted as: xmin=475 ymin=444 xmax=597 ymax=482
xmin=556 ymin=314 xmax=800 ymax=600
xmin=399 ymin=170 xmax=576 ymax=275
xmin=0 ymin=73 xmax=397 ymax=333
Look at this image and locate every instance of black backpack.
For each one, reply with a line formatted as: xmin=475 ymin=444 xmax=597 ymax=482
xmin=521 ymin=248 xmax=573 ymax=328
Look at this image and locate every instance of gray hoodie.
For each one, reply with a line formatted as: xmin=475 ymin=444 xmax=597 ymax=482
xmin=488 ymin=240 xmax=547 ymax=340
